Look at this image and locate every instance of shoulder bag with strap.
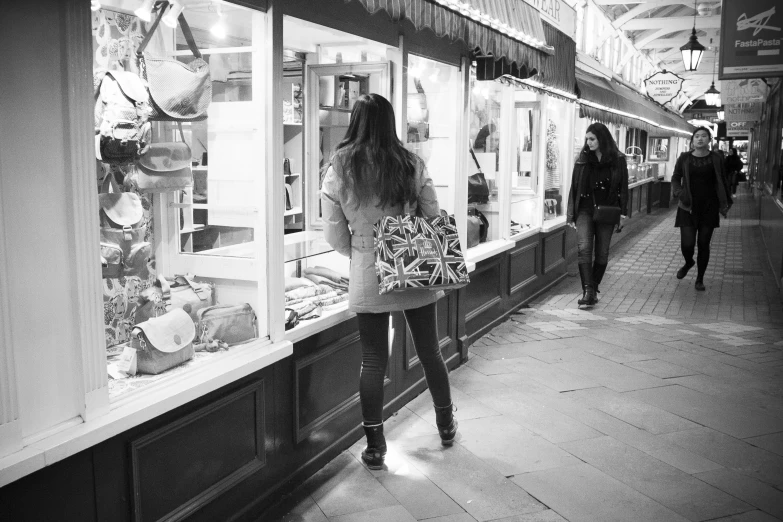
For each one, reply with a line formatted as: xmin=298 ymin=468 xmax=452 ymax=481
xmin=134 ymin=122 xmax=193 ymax=193
xmin=468 ymin=148 xmax=490 ymax=204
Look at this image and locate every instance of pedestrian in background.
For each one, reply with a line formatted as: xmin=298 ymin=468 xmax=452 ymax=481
xmin=567 ymin=122 xmax=629 ymax=306
xmin=672 ymin=127 xmax=732 ymax=291
xmin=725 ymin=147 xmax=744 ymax=195
xmin=320 ymin=94 xmax=457 ymax=471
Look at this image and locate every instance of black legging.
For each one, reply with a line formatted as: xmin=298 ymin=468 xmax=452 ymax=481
xmin=356 ymin=302 xmax=452 ymax=425
xmin=680 ymin=225 xmax=715 ymax=281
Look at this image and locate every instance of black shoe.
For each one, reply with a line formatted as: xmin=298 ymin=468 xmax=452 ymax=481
xmin=361 ymin=423 xmax=387 ymax=470
xmin=434 ymin=403 xmax=458 ymax=446
xmin=592 ymin=263 xmax=607 ymax=296
xmin=695 ymin=280 xmax=705 ymax=291
xmin=677 ymin=260 xmax=695 ymax=279
xmin=577 ymin=263 xmax=596 ymax=306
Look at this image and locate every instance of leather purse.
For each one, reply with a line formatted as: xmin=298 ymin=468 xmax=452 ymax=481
xmin=134 ymin=274 xmax=215 ymax=325
xmin=591 ymin=189 xmax=621 ymax=225
xmin=466 ymin=207 xmax=489 ymax=248
xmin=136 ymin=2 xmax=211 ymax=122
xmin=132 ymin=308 xmax=195 ymax=375
xmin=468 ymin=148 xmax=490 ymax=204
xmin=134 ymin=123 xmax=193 ymax=193
xmin=98 ymin=174 xmax=150 ymax=279
xmin=197 ymin=303 xmax=257 ymax=347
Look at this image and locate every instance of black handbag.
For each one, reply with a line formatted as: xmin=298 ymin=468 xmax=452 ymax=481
xmin=468 ymin=149 xmax=490 ymax=204
xmin=591 ymin=190 xmax=621 ymax=225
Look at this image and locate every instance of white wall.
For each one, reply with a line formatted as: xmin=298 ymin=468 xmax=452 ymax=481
xmin=0 ymin=3 xmax=82 ymax=439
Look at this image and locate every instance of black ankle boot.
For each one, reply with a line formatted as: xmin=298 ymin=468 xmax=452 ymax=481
xmin=434 ymin=403 xmax=458 ymax=446
xmin=361 ymin=423 xmax=387 ymax=470
xmin=577 ymin=263 xmax=596 ymax=306
xmin=592 ymin=263 xmax=607 ymax=295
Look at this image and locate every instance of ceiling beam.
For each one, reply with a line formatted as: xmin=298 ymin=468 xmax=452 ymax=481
xmin=634 ymin=28 xmax=674 ymax=49
xmin=622 ymin=15 xmax=721 ymax=31
xmin=639 ymin=32 xmax=719 ymax=49
xmin=594 ymin=0 xmax=688 ymax=4
xmin=612 ymin=0 xmax=689 ymax=28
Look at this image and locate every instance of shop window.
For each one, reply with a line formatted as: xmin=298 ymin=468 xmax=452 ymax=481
xmin=94 ymin=1 xmax=267 ymax=400
xmin=281 ymin=16 xmax=396 ymax=339
xmin=510 ymin=90 xmax=541 ymax=235
xmin=542 ymin=97 xmax=574 ymax=224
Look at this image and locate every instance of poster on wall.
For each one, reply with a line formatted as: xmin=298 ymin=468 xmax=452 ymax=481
xmin=719 ymin=0 xmax=783 ymax=79
xmin=644 ymin=71 xmax=684 ymax=106
xmin=725 ymin=102 xmax=763 ymax=123
xmin=723 ymin=79 xmax=769 ymax=103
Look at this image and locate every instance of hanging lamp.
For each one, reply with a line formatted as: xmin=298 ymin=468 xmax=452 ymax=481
xmin=680 ymin=0 xmax=705 ymax=71
xmin=704 ymin=47 xmax=721 ymax=106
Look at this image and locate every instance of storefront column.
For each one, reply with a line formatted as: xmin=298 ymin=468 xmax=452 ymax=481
xmin=64 ymin=0 xmax=109 ymax=420
xmin=0 ymin=207 xmax=21 ymax=459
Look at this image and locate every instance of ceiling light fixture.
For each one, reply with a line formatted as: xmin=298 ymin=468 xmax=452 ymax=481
xmin=704 ymin=47 xmax=721 ymax=106
xmin=134 ymin=0 xmax=157 ymax=22
xmin=680 ymin=0 xmax=706 ymax=72
xmin=162 ymin=1 xmax=184 ymax=29
xmin=91 ymin=0 xmax=102 ymax=11
xmin=717 ymin=109 xmax=725 ymax=120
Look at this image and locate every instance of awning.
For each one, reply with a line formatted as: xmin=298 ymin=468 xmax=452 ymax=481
xmin=476 ymin=20 xmax=576 ymax=94
xmin=351 ymin=0 xmax=553 ymax=77
xmin=575 ymin=70 xmax=693 ymax=136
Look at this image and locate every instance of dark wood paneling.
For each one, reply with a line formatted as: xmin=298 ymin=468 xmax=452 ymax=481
xmin=509 ymin=242 xmax=538 ymax=295
xmin=131 ymin=381 xmax=266 ymax=522
xmin=465 ymin=257 xmax=503 ymax=321
xmin=543 ymin=230 xmax=565 ymax=274
xmin=294 ymin=333 xmax=364 ymax=443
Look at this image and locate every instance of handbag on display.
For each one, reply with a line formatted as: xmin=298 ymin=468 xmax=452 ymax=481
xmin=374 ymin=212 xmax=470 ymax=295
xmin=131 ymin=308 xmax=195 ymax=375
xmin=134 ymin=123 xmax=193 ymax=193
xmin=466 ymin=207 xmax=488 ymax=249
xmin=283 ymin=158 xmax=292 ymax=176
xmin=468 ymin=148 xmax=490 ymax=204
xmin=135 ymin=2 xmax=211 ymax=122
xmin=99 ymin=173 xmax=151 ymax=279
xmin=285 ymin=183 xmax=294 ymax=211
xmin=284 ymin=308 xmax=300 ymax=330
xmin=196 ymin=303 xmax=257 ymax=347
xmin=134 ymin=274 xmax=215 ymax=325
xmin=591 ymin=190 xmax=622 ymax=226
xmin=94 ymin=69 xmax=152 ymax=165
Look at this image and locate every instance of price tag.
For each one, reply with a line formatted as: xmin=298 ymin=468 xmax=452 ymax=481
xmin=115 ymin=346 xmax=138 ymax=376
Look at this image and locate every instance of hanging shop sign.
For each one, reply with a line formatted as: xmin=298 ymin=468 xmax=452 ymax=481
xmin=719 ymin=0 xmax=783 ymax=79
xmin=520 ymin=0 xmax=577 ymax=38
xmin=724 ymin=102 xmax=763 ymax=123
xmin=727 ymin=120 xmax=754 ymax=137
xmin=643 ymin=71 xmax=684 ymax=106
xmin=723 ymin=79 xmax=769 ymax=104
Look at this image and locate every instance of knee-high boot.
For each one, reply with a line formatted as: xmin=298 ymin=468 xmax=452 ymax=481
xmin=592 ymin=263 xmax=607 ymax=295
xmin=577 ymin=263 xmax=596 ymax=306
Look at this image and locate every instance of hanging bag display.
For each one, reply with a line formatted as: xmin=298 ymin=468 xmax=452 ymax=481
xmin=374 ymin=210 xmax=470 ymax=295
xmin=99 ymin=174 xmax=151 ymax=279
xmin=135 ymin=122 xmax=193 ymax=193
xmin=468 ymin=148 xmax=490 ymax=204
xmin=94 ymin=69 xmax=152 ymax=165
xmin=136 ymin=2 xmax=211 ymax=122
xmin=131 ymin=308 xmax=195 ymax=375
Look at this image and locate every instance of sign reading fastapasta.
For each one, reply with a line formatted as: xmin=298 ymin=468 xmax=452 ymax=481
xmin=644 ymin=71 xmax=684 ymax=106
xmin=720 ymin=0 xmax=783 ymax=79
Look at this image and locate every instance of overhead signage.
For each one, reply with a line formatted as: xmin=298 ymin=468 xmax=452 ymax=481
xmin=720 ymin=0 xmax=783 ymax=79
xmin=723 ymin=79 xmax=769 ymax=104
xmin=520 ymin=0 xmax=577 ymax=38
xmin=725 ymin=102 xmax=763 ymax=122
xmin=727 ymin=120 xmax=754 ymax=137
xmin=643 ymin=71 xmax=684 ymax=106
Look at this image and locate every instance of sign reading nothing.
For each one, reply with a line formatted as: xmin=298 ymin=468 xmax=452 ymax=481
xmin=724 ymin=102 xmax=763 ymax=122
xmin=644 ymin=71 xmax=684 ymax=106
xmin=720 ymin=0 xmax=783 ymax=79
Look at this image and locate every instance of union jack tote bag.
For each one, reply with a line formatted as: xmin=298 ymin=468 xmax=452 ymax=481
xmin=374 ymin=213 xmax=470 ymax=295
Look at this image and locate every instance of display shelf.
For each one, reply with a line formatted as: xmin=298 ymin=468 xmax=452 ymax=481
xmin=284 ymin=206 xmax=302 ymax=217
xmin=283 ymin=230 xmax=335 ymax=263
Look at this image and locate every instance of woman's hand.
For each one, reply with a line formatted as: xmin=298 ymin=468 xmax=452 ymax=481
xmin=567 ymin=221 xmax=577 ymax=230
xmin=720 ymin=206 xmax=729 ymax=218
xmin=616 ymin=215 xmax=627 ymax=233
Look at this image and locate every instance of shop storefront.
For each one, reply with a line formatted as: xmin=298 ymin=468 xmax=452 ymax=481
xmin=0 ymin=0 xmax=574 ymax=519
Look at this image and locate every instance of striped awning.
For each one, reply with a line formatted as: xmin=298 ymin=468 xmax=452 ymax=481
xmin=351 ymin=0 xmax=553 ymax=75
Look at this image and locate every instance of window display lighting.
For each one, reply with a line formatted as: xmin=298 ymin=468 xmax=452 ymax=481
xmin=91 ymin=0 xmax=102 ymax=11
xmin=162 ymin=1 xmax=184 ymax=28
xmin=210 ymin=1 xmax=226 ymax=39
xmin=680 ymin=0 xmax=706 ymax=71
xmin=134 ymin=0 xmax=157 ymax=22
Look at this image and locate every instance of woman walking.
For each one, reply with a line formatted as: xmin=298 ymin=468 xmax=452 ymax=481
xmin=320 ymin=94 xmax=457 ymax=470
xmin=672 ymin=126 xmax=732 ymax=291
xmin=566 ymin=122 xmax=628 ymax=306
xmin=725 ymin=147 xmax=744 ymax=195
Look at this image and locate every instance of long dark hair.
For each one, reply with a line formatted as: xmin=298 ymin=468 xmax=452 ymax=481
xmin=333 ymin=93 xmax=418 ymax=209
xmin=582 ymin=122 xmax=620 ymax=161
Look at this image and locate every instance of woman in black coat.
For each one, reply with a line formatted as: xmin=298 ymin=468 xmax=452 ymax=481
xmin=566 ymin=123 xmax=629 ymax=306
xmin=671 ymin=127 xmax=732 ymax=291
xmin=725 ymin=147 xmax=744 ymax=195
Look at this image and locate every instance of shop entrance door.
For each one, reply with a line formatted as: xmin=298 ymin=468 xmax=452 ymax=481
xmin=304 ymin=62 xmax=390 ymax=228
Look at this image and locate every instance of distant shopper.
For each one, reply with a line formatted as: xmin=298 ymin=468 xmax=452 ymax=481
xmin=672 ymin=127 xmax=732 ymax=291
xmin=567 ymin=122 xmax=628 ymax=306
xmin=725 ymin=147 xmax=744 ymax=195
xmin=320 ymin=94 xmax=457 ymax=471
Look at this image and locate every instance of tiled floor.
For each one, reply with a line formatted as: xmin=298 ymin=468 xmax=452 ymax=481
xmin=264 ymin=186 xmax=783 ymax=522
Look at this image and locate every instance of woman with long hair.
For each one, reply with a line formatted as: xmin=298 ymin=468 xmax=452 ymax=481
xmin=566 ymin=122 xmax=629 ymax=306
xmin=672 ymin=126 xmax=732 ymax=291
xmin=725 ymin=147 xmax=744 ymax=195
xmin=320 ymin=94 xmax=457 ymax=470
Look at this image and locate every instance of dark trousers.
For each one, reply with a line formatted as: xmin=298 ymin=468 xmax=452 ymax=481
xmin=356 ymin=302 xmax=451 ymax=425
xmin=576 ymin=210 xmax=615 ymax=265
xmin=680 ymin=225 xmax=715 ymax=281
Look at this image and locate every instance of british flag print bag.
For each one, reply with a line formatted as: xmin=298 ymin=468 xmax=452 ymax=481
xmin=374 ymin=213 xmax=470 ymax=295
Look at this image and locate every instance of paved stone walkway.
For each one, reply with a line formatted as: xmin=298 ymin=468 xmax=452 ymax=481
xmin=266 ymin=186 xmax=783 ymax=522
